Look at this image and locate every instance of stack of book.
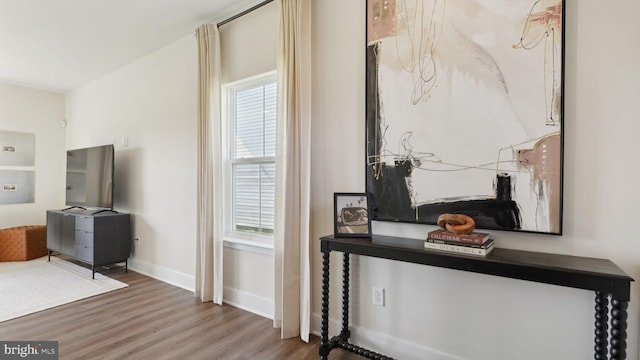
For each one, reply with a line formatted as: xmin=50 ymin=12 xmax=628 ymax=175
xmin=424 ymin=229 xmax=494 ymax=257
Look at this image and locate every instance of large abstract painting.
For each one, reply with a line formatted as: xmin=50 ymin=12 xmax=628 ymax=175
xmin=366 ymin=0 xmax=564 ymax=234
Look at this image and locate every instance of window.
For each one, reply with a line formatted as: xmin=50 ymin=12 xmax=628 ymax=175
xmin=224 ymin=72 xmax=277 ymax=243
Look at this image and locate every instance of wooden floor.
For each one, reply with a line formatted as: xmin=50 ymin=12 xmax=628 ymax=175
xmin=0 ymin=263 xmax=361 ymax=360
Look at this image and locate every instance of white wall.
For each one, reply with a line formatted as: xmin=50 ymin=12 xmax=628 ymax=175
xmin=65 ymin=36 xmax=198 ymax=288
xmin=310 ymin=1 xmax=640 ymax=360
xmin=0 ymin=83 xmax=65 ymax=228
xmin=223 ymin=245 xmax=274 ymax=318
xmin=219 ymin=2 xmax=278 ymax=84
xmin=64 ymin=1 xmax=279 ymax=314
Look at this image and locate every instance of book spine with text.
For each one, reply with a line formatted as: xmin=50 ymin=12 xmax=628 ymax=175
xmin=427 ymin=230 xmax=489 ymax=245
xmin=424 ymin=241 xmax=494 ymax=256
xmin=426 ymin=238 xmax=494 ymax=249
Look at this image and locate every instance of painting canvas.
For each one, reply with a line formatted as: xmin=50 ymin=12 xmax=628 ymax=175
xmin=366 ymin=0 xmax=564 ymax=234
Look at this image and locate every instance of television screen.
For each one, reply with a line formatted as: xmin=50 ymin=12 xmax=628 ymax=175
xmin=65 ymin=144 xmax=114 ymax=209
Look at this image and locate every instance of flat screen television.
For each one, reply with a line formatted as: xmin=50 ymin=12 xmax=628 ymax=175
xmin=65 ymin=144 xmax=114 ymax=210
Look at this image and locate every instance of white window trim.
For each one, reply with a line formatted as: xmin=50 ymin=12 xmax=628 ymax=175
xmin=223 ymin=238 xmax=274 ymax=256
xmin=222 ymin=71 xmax=277 ymax=248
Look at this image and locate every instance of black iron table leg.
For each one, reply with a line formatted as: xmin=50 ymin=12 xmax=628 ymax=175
xmin=341 ymin=252 xmax=351 ymax=339
xmin=609 ymin=298 xmax=628 ymax=360
xmin=319 ymin=250 xmax=395 ymax=360
xmin=594 ymin=291 xmax=608 ymax=360
xmin=320 ymin=250 xmax=331 ymax=359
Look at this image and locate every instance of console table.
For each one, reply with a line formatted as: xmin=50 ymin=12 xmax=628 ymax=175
xmin=319 ymin=234 xmax=633 ymax=360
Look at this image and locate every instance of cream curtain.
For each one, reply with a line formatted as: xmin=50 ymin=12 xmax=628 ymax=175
xmin=195 ymin=24 xmax=224 ymax=305
xmin=274 ymin=0 xmax=312 ymax=341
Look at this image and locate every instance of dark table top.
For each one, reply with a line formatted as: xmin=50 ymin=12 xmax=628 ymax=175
xmin=320 ymin=234 xmax=634 ymax=300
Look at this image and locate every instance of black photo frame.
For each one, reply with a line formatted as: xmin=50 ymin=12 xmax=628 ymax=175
xmin=334 ymin=193 xmax=372 ymax=238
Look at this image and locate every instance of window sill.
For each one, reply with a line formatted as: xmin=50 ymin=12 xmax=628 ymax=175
xmin=223 ymin=237 xmax=274 ymax=256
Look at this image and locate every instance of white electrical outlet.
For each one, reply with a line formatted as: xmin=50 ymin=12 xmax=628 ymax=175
xmin=373 ymin=287 xmax=385 ymax=306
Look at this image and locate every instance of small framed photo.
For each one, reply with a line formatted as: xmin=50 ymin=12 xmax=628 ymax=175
xmin=334 ymin=192 xmax=371 ymax=237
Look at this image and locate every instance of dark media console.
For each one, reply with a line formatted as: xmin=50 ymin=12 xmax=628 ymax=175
xmin=46 ymin=209 xmax=131 ymax=278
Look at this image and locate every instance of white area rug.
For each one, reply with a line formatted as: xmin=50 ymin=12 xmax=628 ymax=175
xmin=0 ymin=256 xmax=128 ymax=323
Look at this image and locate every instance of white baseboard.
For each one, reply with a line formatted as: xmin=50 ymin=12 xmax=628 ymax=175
xmin=128 ymin=259 xmax=273 ymax=321
xmin=311 ymin=313 xmax=467 ymax=360
xmin=128 ymin=258 xmax=195 ymax=292
xmin=126 ymin=260 xmax=457 ymax=358
xmin=223 ymin=286 xmax=274 ymax=320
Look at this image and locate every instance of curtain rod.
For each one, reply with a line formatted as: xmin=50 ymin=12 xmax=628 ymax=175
xmin=217 ymin=0 xmax=274 ymax=28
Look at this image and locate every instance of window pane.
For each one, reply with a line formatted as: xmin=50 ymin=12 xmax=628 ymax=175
xmin=234 ymin=82 xmax=277 ymax=159
xmin=227 ymin=75 xmax=277 ymax=239
xmin=260 ymin=162 xmax=275 ymax=231
xmin=264 ymin=83 xmax=277 ymax=157
xmin=233 ymin=162 xmax=275 ymax=235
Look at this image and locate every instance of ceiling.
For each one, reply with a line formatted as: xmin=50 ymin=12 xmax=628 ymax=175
xmin=0 ymin=0 xmax=255 ymax=93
